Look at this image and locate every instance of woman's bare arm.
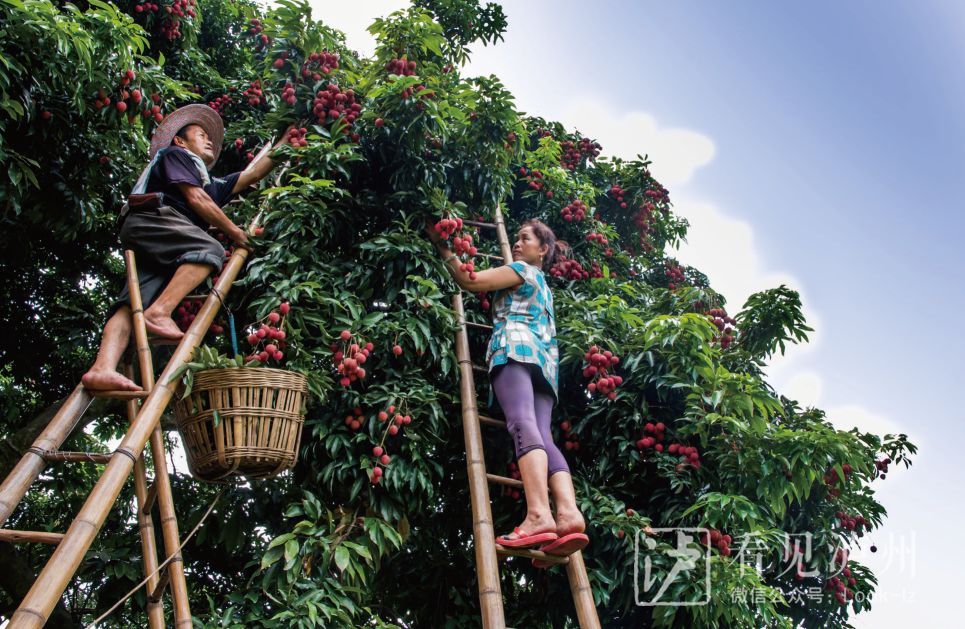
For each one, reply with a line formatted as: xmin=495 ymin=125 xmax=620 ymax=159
xmin=427 ymin=226 xmax=523 ymax=292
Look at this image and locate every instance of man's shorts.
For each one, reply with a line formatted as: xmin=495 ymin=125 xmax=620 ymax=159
xmin=108 ymin=205 xmax=225 ymax=317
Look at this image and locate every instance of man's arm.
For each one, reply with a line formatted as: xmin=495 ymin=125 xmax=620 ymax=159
xmin=179 ymin=184 xmax=249 ymax=245
xmin=231 ymin=131 xmax=291 ymax=194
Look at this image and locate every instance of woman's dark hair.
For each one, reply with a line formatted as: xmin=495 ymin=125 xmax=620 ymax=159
xmin=520 ymin=219 xmax=569 ymax=270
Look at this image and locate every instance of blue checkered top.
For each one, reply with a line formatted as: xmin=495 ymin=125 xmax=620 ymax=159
xmin=486 ymin=261 xmax=559 ymax=399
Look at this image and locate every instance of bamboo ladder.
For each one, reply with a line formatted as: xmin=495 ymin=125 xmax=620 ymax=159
xmin=451 ymin=205 xmax=601 ymax=629
xmin=0 ymin=204 xmax=263 ymax=628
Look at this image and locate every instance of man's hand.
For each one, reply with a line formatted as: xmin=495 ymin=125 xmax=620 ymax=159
xmin=229 ymin=225 xmax=250 ymax=247
xmin=232 ymin=130 xmax=291 ymax=194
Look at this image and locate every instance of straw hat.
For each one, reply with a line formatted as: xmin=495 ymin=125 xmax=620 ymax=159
xmin=148 ymin=104 xmax=224 ymax=167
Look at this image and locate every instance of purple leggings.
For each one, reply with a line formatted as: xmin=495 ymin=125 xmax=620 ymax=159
xmin=491 ymin=362 xmax=569 ymax=476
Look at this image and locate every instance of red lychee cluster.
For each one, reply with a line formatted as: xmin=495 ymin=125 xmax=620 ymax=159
xmin=368 ymin=441 xmax=394 ymax=485
xmin=519 ymin=167 xmax=551 ymax=198
xmin=475 ymin=292 xmax=490 ymax=311
xmin=698 ymin=528 xmax=733 ymax=557
xmin=399 ymin=83 xmax=432 ymax=106
xmin=582 ymin=345 xmax=621 ymax=400
xmin=332 ymin=330 xmax=372 ymax=387
xmin=548 ymin=256 xmax=588 ymax=280
xmin=825 ymin=548 xmax=857 ymax=605
xmin=665 ymin=262 xmax=686 ymax=290
xmin=452 ymin=230 xmax=478 ymax=258
xmin=560 ymin=420 xmax=581 ymax=451
xmin=433 ymin=217 xmax=480 ymax=280
xmin=312 ymin=84 xmax=361 ymax=133
xmin=301 ymin=51 xmax=339 ymax=81
xmin=635 ymin=421 xmax=667 ymax=452
xmin=376 ymin=402 xmax=412 ymax=434
xmin=670 ymin=443 xmax=702 ymax=471
xmin=560 ymin=199 xmax=588 ymax=222
xmin=133 ymin=3 xmax=159 ymax=13
xmin=705 ymin=308 xmax=737 ymax=350
xmin=609 ymin=184 xmax=628 ymax=209
xmin=560 ymin=137 xmax=601 ymax=170
xmin=286 ymin=126 xmax=308 ymax=148
xmin=159 ymin=1 xmax=196 ymax=42
xmin=500 ymin=462 xmax=522 ymax=500
xmin=433 ymin=215 xmax=463 ymax=240
xmin=247 ymin=18 xmax=269 ymax=48
xmin=385 ymin=58 xmax=417 ymax=76
xmin=874 ymin=456 xmax=891 ymax=480
xmin=824 ymin=463 xmax=853 ymax=498
xmin=244 ymin=304 xmax=291 ymax=364
xmin=369 ymin=400 xmax=414 ymax=483
xmin=280 ymin=81 xmax=297 ymax=105
xmin=586 ymin=231 xmax=608 ymax=245
xmin=271 ymin=51 xmax=290 ymax=70
xmin=207 ymin=93 xmax=233 ymax=114
xmin=243 ymin=80 xmax=263 ymax=107
xmin=644 ymin=185 xmax=670 ymax=200
xmin=834 ymin=511 xmax=869 ymax=532
xmin=344 ymin=406 xmax=365 ymax=432
xmin=175 ymin=297 xmax=205 ymax=332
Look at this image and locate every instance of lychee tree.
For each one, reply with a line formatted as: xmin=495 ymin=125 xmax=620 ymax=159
xmin=0 ymin=0 xmax=916 ymax=627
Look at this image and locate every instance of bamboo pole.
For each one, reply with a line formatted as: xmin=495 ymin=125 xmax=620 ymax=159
xmin=452 ymin=293 xmax=506 ymax=629
xmin=492 ymin=204 xmax=513 ymax=263
xmin=39 ymin=452 xmax=112 ymax=464
xmin=566 ymin=550 xmax=601 ymax=629
xmin=124 ymin=362 xmax=165 ymax=629
xmin=123 ymin=250 xmax=192 ymax=627
xmin=0 ymin=385 xmax=93 ymax=526
xmin=0 ymin=530 xmax=65 ymax=544
xmin=7 ymin=228 xmax=256 ymax=628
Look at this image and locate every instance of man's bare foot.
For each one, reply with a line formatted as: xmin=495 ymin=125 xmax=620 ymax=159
xmin=502 ymin=510 xmax=557 ymax=541
xmin=143 ymin=308 xmax=184 ymax=340
xmin=81 ymin=368 xmax=142 ymax=392
xmin=555 ymin=509 xmax=586 ymax=537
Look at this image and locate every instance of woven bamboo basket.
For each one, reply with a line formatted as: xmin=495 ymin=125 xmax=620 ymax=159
xmin=173 ymin=367 xmax=308 ymax=482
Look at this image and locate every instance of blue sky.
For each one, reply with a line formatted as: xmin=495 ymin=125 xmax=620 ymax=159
xmin=320 ymin=1 xmax=963 ymax=625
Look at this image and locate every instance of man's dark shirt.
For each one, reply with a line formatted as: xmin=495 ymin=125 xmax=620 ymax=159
xmin=146 ymin=147 xmax=241 ymax=229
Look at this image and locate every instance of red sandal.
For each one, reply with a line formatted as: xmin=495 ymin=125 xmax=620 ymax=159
xmin=495 ymin=527 xmax=559 ymax=548
xmin=531 ymin=532 xmax=590 ymax=568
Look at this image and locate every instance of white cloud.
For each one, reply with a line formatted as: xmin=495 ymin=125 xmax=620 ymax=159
xmin=777 ymin=370 xmax=824 ymax=408
xmin=825 ymin=404 xmax=912 ymax=439
xmin=308 ymin=1 xmax=407 ymax=57
xmin=555 ymin=102 xmax=716 ymax=188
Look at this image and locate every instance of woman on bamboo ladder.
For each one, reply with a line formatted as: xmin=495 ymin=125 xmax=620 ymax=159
xmin=427 ymin=219 xmax=589 ymax=563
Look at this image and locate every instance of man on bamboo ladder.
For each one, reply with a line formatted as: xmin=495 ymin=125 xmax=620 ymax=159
xmin=81 ymin=104 xmax=284 ymax=392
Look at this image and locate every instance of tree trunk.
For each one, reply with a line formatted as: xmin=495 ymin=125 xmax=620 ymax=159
xmin=0 ymin=396 xmax=102 ymax=627
xmin=0 ymin=541 xmax=82 ymax=627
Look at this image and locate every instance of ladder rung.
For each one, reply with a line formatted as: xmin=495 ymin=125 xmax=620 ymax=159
xmin=487 ymin=473 xmax=522 ymax=489
xmin=88 ymin=389 xmax=148 ymax=400
xmin=184 ymin=294 xmax=208 ymax=300
xmin=464 ymin=219 xmax=497 ymax=229
xmin=471 ymin=364 xmax=488 ymax=373
xmin=466 ymin=321 xmax=493 ymax=331
xmin=41 ymin=451 xmax=112 ymax=464
xmin=495 ymin=544 xmax=569 ymax=565
xmin=479 ymin=252 xmax=505 ymax=261
xmin=142 ymin=482 xmax=158 ymax=515
xmin=148 ymin=568 xmax=171 ymax=603
xmin=478 ymin=415 xmax=506 ymax=429
xmin=0 ymin=529 xmax=65 ymax=545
